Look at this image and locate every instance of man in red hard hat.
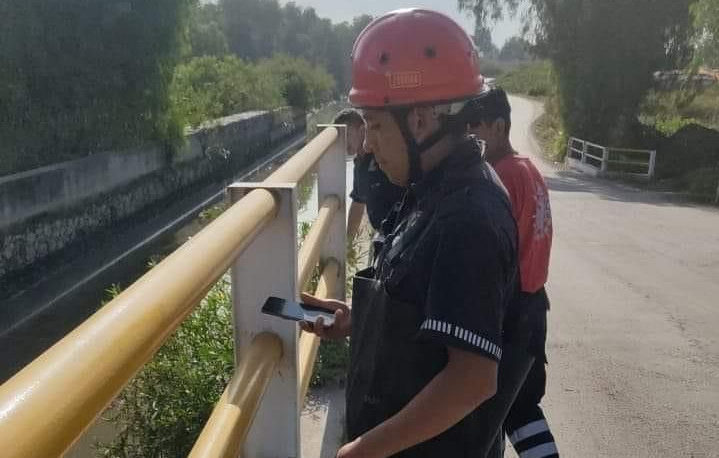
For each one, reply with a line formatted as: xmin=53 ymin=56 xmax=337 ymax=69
xmin=302 ymin=9 xmax=531 ymax=457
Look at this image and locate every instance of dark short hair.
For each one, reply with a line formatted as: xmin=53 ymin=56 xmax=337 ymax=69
xmin=333 ymin=108 xmax=364 ymax=126
xmin=464 ymin=87 xmax=512 ymax=134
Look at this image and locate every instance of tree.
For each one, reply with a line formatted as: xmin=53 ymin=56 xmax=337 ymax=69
xmin=0 ymin=0 xmax=194 ymax=175
xmin=459 ymin=0 xmax=693 ymax=145
xmin=222 ymin=0 xmax=281 ymax=60
xmin=329 ymin=15 xmax=373 ymax=92
xmin=0 ymin=0 xmax=365 ymax=175
xmin=188 ymin=3 xmax=228 ymax=58
xmin=474 ymin=24 xmax=499 ymax=59
xmin=692 ymin=0 xmax=719 ymax=67
xmin=257 ymin=54 xmax=336 ymax=109
xmin=499 ymin=36 xmax=532 ymax=62
xmin=170 ymin=56 xmax=285 ymax=126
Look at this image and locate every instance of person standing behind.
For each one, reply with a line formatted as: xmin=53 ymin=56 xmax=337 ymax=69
xmin=468 ymin=87 xmax=559 ymax=458
xmin=334 ymin=109 xmax=405 ymax=244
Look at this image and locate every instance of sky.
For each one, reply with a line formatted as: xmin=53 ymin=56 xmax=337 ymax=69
xmin=280 ymin=0 xmax=524 ymax=47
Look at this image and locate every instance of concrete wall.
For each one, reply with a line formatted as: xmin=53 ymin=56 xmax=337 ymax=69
xmin=0 ymin=107 xmax=305 ymax=282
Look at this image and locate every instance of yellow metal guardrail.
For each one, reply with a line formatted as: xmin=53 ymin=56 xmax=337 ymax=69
xmin=0 ymin=126 xmax=342 ymax=457
xmin=190 ymin=194 xmax=341 ymax=457
xmin=190 ymin=260 xmax=340 ymax=458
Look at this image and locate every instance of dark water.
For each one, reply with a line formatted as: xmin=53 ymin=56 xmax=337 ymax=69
xmin=0 ymin=136 xmax=306 ymax=382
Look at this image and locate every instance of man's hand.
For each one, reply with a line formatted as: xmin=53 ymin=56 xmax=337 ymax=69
xmin=336 ymin=439 xmax=362 ymax=458
xmin=337 ymin=347 xmax=498 ymax=456
xmin=299 ymin=293 xmax=351 ymax=340
xmin=336 ymin=438 xmax=382 ymax=458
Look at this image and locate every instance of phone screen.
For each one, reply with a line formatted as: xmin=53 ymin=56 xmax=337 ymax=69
xmin=262 ymin=296 xmax=336 ymax=326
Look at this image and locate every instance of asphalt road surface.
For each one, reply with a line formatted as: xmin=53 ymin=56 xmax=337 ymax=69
xmin=508 ymin=95 xmax=719 ymax=457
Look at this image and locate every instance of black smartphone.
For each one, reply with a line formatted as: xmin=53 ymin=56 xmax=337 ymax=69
xmin=262 ymin=296 xmax=336 ymax=326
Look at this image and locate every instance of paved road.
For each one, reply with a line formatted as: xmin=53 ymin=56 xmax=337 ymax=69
xmin=508 ymin=96 xmax=719 ymax=457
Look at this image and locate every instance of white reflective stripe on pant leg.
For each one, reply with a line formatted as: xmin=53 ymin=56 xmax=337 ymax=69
xmin=509 ymin=419 xmax=550 ymax=445
xmin=519 ymin=442 xmax=558 ymax=458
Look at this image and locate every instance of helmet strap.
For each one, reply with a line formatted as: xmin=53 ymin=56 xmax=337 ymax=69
xmin=390 ymin=109 xmax=449 ymax=185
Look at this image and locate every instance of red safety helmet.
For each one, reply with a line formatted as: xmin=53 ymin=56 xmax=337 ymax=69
xmin=349 ymin=8 xmax=483 ymax=109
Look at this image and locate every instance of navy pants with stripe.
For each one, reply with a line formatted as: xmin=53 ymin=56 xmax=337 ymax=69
xmin=503 ymin=289 xmax=558 ymax=458
xmin=504 ymin=359 xmax=558 ymax=457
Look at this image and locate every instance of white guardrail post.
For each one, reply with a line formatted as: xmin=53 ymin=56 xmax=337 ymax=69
xmin=229 ymin=182 xmax=301 ymax=458
xmin=601 ymin=147 xmax=609 ymax=172
xmin=648 ymin=150 xmax=657 ymax=179
xmin=315 ymin=124 xmax=347 ymax=300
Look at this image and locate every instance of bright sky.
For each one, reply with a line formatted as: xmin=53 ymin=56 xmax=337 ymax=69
xmin=280 ymin=0 xmax=524 ymax=47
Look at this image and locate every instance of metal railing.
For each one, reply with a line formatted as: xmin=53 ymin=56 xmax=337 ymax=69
xmin=566 ymin=136 xmax=656 ymax=179
xmin=0 ymin=126 xmax=347 ymax=457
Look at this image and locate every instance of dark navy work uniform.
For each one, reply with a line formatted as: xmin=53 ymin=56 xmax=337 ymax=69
xmin=347 ymin=138 xmax=527 ymax=457
xmin=350 ymin=153 xmax=406 ymax=233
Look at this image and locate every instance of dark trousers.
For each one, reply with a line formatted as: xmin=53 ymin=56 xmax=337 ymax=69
xmin=492 ymin=288 xmax=559 ymax=457
xmin=476 ymin=335 xmax=535 ymax=457
xmin=503 ymin=359 xmax=559 ymax=457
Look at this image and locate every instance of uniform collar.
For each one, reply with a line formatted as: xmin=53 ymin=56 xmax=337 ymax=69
xmin=407 ymin=137 xmax=484 ymax=201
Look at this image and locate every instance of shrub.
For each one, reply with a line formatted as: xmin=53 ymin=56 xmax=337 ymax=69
xmin=97 ymin=276 xmax=234 ymax=457
xmin=170 ymin=56 xmax=284 ymax=127
xmin=0 ymin=0 xmax=193 ymax=176
xmin=682 ymin=167 xmax=719 ymax=200
xmin=496 ymin=61 xmax=554 ymax=98
xmin=257 ymin=54 xmax=336 ymax=111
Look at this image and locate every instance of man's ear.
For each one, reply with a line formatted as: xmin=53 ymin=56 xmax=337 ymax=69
xmin=407 ymin=106 xmax=436 ymax=142
xmin=493 ymin=118 xmax=506 ymax=136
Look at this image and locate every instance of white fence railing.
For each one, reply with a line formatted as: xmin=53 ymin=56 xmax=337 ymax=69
xmin=566 ymin=137 xmax=656 ymax=179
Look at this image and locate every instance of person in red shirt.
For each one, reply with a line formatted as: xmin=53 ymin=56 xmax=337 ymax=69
xmin=468 ymin=87 xmax=559 ymax=458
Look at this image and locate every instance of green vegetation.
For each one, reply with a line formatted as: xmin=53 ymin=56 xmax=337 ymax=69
xmin=461 ymin=0 xmax=693 ymax=145
xmin=682 ymin=167 xmax=719 ymax=200
xmin=257 ymin=55 xmax=336 ymax=111
xmin=221 ymin=0 xmax=371 ymax=94
xmin=496 ymin=61 xmax=554 ymax=98
xmin=640 ymin=86 xmax=719 ymax=135
xmin=97 ymin=193 xmax=359 ymax=454
xmin=1 ymin=0 xmax=368 ymax=176
xmin=309 ymin=226 xmax=367 ymax=388
xmin=97 ymin=276 xmax=234 ymax=457
xmin=187 ymin=3 xmax=228 ymax=58
xmin=533 ymin=100 xmax=567 ymax=163
xmin=0 ymin=0 xmax=194 ymax=175
xmin=171 ymin=55 xmax=333 ymax=127
xmin=170 ymin=56 xmax=283 ymax=127
xmin=692 ymin=0 xmax=719 ymax=67
xmin=463 ymin=0 xmax=718 ymax=202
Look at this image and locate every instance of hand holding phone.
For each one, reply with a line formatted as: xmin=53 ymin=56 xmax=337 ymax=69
xmin=262 ymin=296 xmax=337 ymax=326
xmin=298 ymin=293 xmax=351 ymax=340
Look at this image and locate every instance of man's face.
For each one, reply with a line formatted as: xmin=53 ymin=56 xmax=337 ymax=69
xmin=360 ymin=110 xmax=409 ymax=186
xmin=468 ymin=119 xmax=502 ymax=155
xmin=346 ymin=122 xmax=365 ymax=156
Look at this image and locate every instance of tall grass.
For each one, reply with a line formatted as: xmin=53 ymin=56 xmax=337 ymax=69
xmin=496 ymin=61 xmax=554 ymax=97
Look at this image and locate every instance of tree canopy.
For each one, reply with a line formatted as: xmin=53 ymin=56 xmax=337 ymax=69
xmin=459 ymin=0 xmax=693 ymax=144
xmin=0 ymin=0 xmax=194 ymax=174
xmin=220 ymin=0 xmax=371 ymax=94
xmin=0 ymin=0 xmax=369 ymax=175
xmin=692 ymin=0 xmax=719 ymax=68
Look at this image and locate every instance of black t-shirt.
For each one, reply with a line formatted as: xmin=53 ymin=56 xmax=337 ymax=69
xmin=376 ymin=139 xmax=519 ymax=362
xmin=350 ymin=153 xmax=406 ymax=233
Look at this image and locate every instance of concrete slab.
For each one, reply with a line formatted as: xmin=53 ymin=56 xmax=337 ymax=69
xmin=301 ymin=383 xmax=346 ymax=458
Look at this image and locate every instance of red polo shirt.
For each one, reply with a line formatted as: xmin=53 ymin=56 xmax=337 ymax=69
xmin=491 ymin=154 xmax=553 ymax=293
